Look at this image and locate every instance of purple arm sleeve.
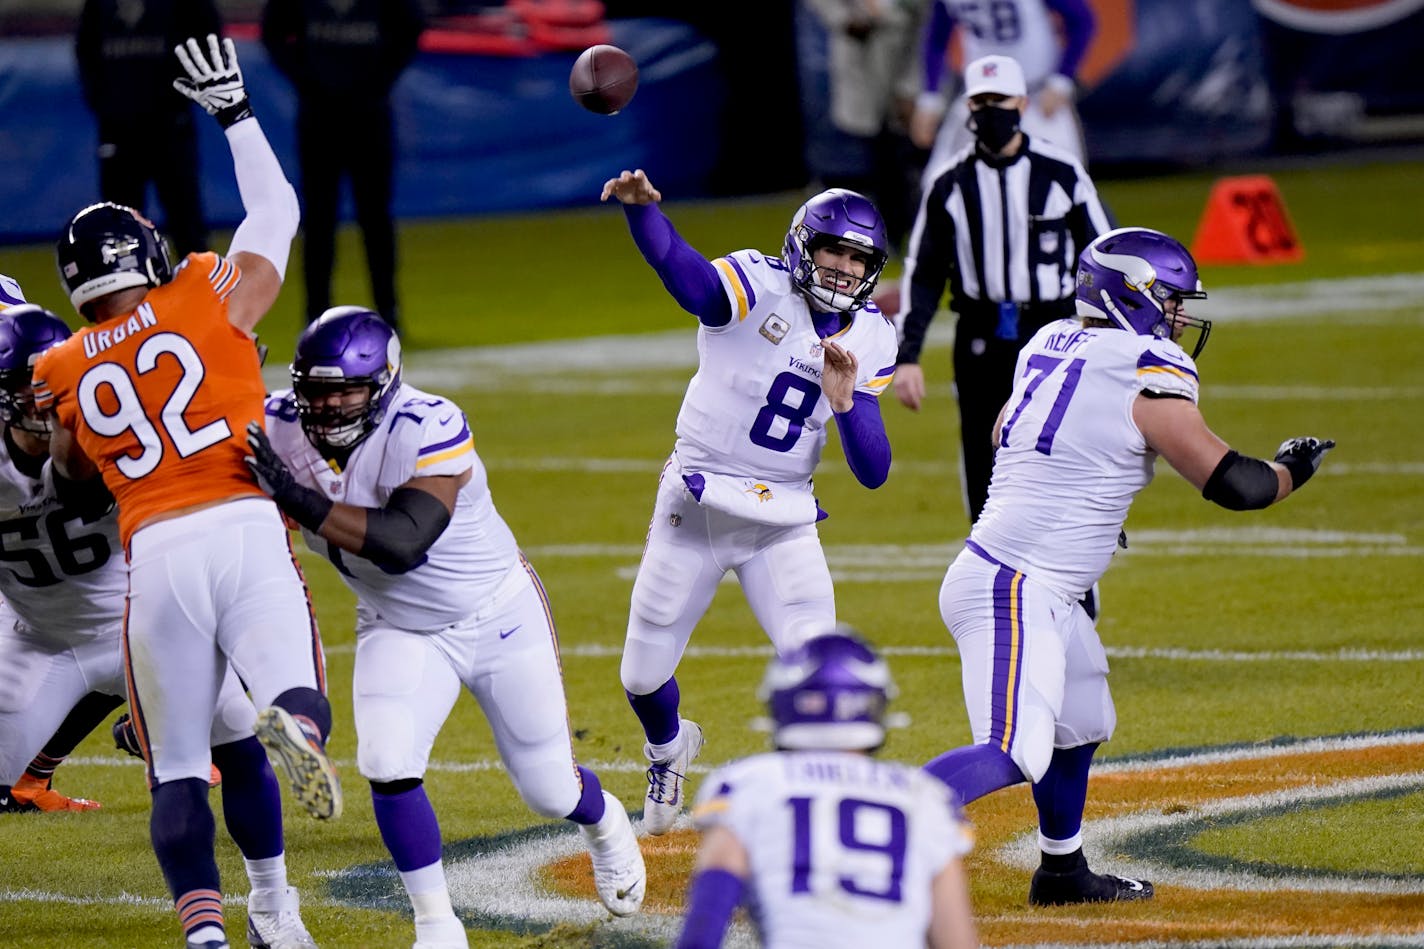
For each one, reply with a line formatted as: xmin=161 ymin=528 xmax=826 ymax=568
xmin=835 ymin=389 xmax=892 ymax=489
xmin=1045 ymin=0 xmax=1096 ymax=79
xmin=675 ymin=868 xmax=746 ymax=949
xmin=921 ymin=1 xmax=954 ymax=95
xmin=624 ymin=203 xmax=732 ymax=327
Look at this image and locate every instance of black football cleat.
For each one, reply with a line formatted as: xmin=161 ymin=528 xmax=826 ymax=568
xmin=1029 ymin=865 xmax=1154 ymax=906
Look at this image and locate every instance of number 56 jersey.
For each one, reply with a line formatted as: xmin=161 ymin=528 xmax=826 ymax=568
xmin=675 ymin=249 xmax=898 ymax=482
xmin=692 ymin=751 xmax=973 ymax=948
xmin=973 ymin=319 xmax=1202 ymax=599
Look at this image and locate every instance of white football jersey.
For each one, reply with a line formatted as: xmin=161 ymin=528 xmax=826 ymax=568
xmin=941 ymin=0 xmax=1064 ymax=87
xmin=675 ymin=250 xmax=898 ymax=483
xmin=0 ymin=438 xmax=124 ymax=644
xmin=264 ymin=383 xmax=521 ymax=631
xmin=693 ymin=751 xmax=972 ymax=949
xmin=972 ymin=320 xmax=1201 ymax=598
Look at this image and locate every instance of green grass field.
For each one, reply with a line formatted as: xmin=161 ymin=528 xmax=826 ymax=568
xmin=1 ymin=157 xmax=1422 ymax=948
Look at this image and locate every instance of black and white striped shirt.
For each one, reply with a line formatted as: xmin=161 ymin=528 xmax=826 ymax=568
xmin=897 ymin=135 xmax=1111 ymax=363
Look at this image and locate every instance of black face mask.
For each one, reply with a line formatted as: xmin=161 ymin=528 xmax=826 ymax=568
xmin=968 ymin=105 xmax=1021 ymax=153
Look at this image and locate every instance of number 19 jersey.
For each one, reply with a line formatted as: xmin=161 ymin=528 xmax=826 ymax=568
xmin=33 ymin=253 xmax=267 ymax=546
xmin=675 ymin=250 xmax=898 ymax=482
xmin=972 ymin=319 xmax=1202 ymax=598
xmin=692 ymin=751 xmax=972 ymax=948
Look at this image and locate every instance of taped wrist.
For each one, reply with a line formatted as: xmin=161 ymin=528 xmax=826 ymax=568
xmin=272 ymin=479 xmax=333 ymax=533
xmin=52 ymin=468 xmax=115 ymax=520
xmin=1201 ymin=450 xmax=1278 ymax=511
xmin=358 ymin=486 xmax=452 ymax=573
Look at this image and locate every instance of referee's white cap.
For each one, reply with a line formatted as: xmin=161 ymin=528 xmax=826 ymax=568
xmin=965 ymin=55 xmax=1027 ymax=98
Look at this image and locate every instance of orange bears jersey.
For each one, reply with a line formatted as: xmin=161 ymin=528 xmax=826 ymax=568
xmin=34 ymin=253 xmax=267 ymax=546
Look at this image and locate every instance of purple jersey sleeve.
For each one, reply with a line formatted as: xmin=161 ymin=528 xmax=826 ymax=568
xmin=624 ymin=203 xmax=733 ymax=327
xmin=834 ymin=390 xmax=892 ymax=488
xmin=921 ymin=1 xmax=955 ymax=96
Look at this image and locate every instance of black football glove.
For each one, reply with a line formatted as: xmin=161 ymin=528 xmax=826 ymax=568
xmin=245 ymin=421 xmax=333 ymax=531
xmin=112 ymin=713 xmax=143 ymax=759
xmin=1274 ymin=436 xmax=1335 ymax=490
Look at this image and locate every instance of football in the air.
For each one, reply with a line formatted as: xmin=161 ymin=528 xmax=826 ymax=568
xmin=569 ymin=44 xmax=639 ymax=115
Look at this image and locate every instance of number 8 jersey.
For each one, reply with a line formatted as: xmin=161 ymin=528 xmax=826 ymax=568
xmin=34 ymin=253 xmax=268 ymax=546
xmin=973 ymin=318 xmax=1202 ymax=599
xmin=675 ymin=250 xmax=898 ymax=482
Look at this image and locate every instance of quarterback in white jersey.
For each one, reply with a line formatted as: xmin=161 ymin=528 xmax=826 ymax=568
xmin=676 ymin=627 xmax=978 ymax=949
xmin=248 ymin=308 xmax=648 ymax=946
xmin=602 ymin=171 xmax=899 ymax=837
xmin=912 ymin=0 xmax=1097 ymax=178
xmin=925 ymin=228 xmax=1334 ymax=906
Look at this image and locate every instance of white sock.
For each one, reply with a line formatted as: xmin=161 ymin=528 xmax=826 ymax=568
xmin=647 ymin=728 xmax=682 ymax=762
xmin=1038 ymin=832 xmax=1084 ymax=856
xmin=187 ymin=923 xmax=226 ymax=944
xmin=244 ymin=854 xmax=289 ymax=893
xmin=401 ymin=861 xmax=454 ymax=923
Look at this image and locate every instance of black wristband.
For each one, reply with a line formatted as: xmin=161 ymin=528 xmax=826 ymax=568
xmin=215 ymin=101 xmax=254 ymax=129
xmin=1279 ymin=456 xmax=1315 ymax=492
xmin=273 ymin=480 xmax=333 ymax=533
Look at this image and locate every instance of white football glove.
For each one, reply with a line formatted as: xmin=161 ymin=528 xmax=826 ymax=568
xmin=173 ymin=34 xmax=252 ymax=128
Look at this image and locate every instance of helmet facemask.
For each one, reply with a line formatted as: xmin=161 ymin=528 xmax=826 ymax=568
xmin=290 ymin=307 xmax=402 ymax=455
xmin=1076 ymin=227 xmax=1213 ymax=358
xmin=783 ymin=189 xmax=890 ymax=313
xmin=0 ymin=370 xmax=52 ymax=436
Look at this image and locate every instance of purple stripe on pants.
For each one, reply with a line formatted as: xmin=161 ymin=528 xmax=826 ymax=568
xmin=989 ymin=563 xmax=1024 ymax=754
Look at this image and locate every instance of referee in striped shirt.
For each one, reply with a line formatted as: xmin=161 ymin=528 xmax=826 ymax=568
xmin=895 ymin=54 xmax=1112 ymax=527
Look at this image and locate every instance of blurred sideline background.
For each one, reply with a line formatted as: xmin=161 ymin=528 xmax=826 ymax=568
xmin=2 ymin=0 xmax=1423 ymax=243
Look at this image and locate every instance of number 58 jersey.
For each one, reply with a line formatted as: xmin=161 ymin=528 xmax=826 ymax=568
xmin=973 ymin=319 xmax=1202 ymax=598
xmin=674 ymin=250 xmax=898 ymax=482
xmin=692 ymin=751 xmax=972 ymax=948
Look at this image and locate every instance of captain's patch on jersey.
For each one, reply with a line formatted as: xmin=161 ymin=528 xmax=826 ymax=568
xmin=759 ymin=313 xmax=790 ymax=344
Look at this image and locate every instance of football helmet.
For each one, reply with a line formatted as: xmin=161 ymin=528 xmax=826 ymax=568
xmin=1075 ymin=227 xmax=1211 ymax=358
xmin=0 ymin=303 xmax=73 ymax=435
xmin=0 ymin=273 xmax=26 ymax=310
xmin=783 ymin=189 xmax=889 ymax=312
xmin=290 ymin=307 xmax=402 ymax=452
xmin=55 ymin=202 xmax=173 ymax=313
xmin=758 ymin=624 xmax=896 ymax=752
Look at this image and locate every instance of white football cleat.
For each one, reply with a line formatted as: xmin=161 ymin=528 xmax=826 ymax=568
xmin=643 ymin=719 xmax=702 ymax=835
xmin=255 ymin=705 xmax=342 ymax=821
xmin=580 ymin=791 xmax=646 ymax=917
xmin=246 ymin=886 xmax=316 ymax=949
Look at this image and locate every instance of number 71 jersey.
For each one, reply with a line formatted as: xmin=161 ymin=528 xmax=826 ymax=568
xmin=974 ymin=319 xmax=1202 ymax=598
xmin=674 ymin=250 xmax=898 ymax=483
xmin=33 ymin=253 xmax=268 ymax=545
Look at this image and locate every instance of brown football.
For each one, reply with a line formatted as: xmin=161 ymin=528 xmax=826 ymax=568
xmin=569 ymin=44 xmax=639 ymax=115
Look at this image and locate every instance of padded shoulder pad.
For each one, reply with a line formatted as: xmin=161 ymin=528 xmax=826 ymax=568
xmin=1134 ymin=339 xmax=1199 ymax=402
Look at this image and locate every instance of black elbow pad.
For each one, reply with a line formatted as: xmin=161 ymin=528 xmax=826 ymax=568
xmin=1201 ymin=450 xmax=1279 ymax=511
xmin=359 ymin=487 xmax=452 ymax=573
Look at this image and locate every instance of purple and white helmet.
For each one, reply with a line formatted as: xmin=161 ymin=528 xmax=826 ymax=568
xmin=1076 ymin=227 xmax=1211 ymax=358
xmin=290 ymin=307 xmax=402 ymax=452
xmin=782 ymin=189 xmax=889 ymax=312
xmin=0 ymin=303 xmax=72 ymax=435
xmin=758 ymin=625 xmax=896 ymax=752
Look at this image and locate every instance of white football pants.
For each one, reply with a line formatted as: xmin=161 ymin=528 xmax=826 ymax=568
xmin=620 ymin=463 xmax=836 ymax=696
xmin=938 ymin=544 xmax=1115 ymax=782
xmin=352 ymin=557 xmax=584 ymax=819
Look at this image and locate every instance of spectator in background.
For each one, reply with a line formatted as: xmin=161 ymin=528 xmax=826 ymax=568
xmin=262 ymin=0 xmax=425 ymax=331
xmin=803 ymin=0 xmax=931 ymax=252
xmin=76 ymin=0 xmax=221 ymax=258
xmin=910 ymin=0 xmax=1095 ymax=187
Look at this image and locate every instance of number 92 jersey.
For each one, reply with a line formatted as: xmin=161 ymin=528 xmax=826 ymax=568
xmin=674 ymin=250 xmax=898 ymax=483
xmin=692 ymin=751 xmax=972 ymax=948
xmin=33 ymin=253 xmax=267 ymax=546
xmin=973 ymin=319 xmax=1201 ymax=598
